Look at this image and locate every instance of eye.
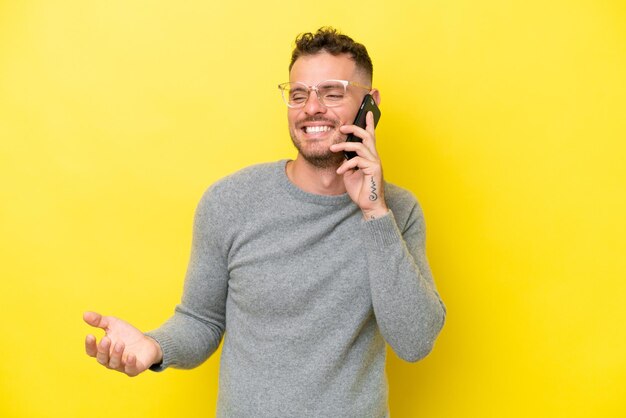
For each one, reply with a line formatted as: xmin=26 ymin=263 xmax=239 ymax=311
xmin=289 ymin=88 xmax=308 ymax=103
xmin=290 ymin=94 xmax=307 ymax=103
xmin=324 ymin=93 xmax=345 ymax=101
xmin=318 ymin=83 xmax=345 ymax=102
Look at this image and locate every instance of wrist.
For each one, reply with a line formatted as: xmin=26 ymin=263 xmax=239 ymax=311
xmin=362 ymin=206 xmax=389 ymax=221
xmin=145 ymin=335 xmax=163 ymax=365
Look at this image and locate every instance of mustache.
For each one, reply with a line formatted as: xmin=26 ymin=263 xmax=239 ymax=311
xmin=295 ymin=116 xmax=340 ymax=129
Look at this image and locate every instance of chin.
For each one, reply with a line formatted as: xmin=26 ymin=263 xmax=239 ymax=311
xmin=301 ymin=152 xmax=344 ymax=169
xmin=298 ymin=142 xmax=345 ymax=168
xmin=290 ymin=132 xmax=345 ymax=168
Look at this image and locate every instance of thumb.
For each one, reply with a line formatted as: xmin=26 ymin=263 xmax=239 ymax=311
xmin=83 ymin=311 xmax=109 ymax=330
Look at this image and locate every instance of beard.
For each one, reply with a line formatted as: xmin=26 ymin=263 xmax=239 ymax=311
xmin=289 ymin=116 xmax=346 ymax=169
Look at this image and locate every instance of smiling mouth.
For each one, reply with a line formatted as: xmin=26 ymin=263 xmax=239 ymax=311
xmin=303 ymin=125 xmax=333 ymax=134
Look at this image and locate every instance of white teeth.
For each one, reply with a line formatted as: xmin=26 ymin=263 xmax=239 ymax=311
xmin=305 ymin=125 xmax=332 ymax=134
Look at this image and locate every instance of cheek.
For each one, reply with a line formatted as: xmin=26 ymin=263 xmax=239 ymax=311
xmin=335 ymin=110 xmax=353 ymax=126
xmin=334 ymin=102 xmax=359 ymax=125
xmin=287 ymin=110 xmax=299 ymax=124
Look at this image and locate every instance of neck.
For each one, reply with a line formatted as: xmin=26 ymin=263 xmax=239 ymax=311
xmin=286 ymin=155 xmax=346 ymax=196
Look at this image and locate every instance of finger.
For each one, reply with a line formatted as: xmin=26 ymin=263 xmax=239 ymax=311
xmin=85 ymin=334 xmax=98 ymax=357
xmin=339 ymin=124 xmax=368 ymax=140
xmin=362 ymin=111 xmax=378 ymax=153
xmin=108 ymin=341 xmax=125 ymax=370
xmin=365 ymin=111 xmax=376 ymax=137
xmin=96 ymin=336 xmax=111 ymax=366
xmin=125 ymin=352 xmax=139 ymax=377
xmin=337 ymin=156 xmax=368 ymax=175
xmin=330 ymin=142 xmax=376 ymax=161
xmin=339 ymin=124 xmax=377 ymax=155
xmin=331 ymin=141 xmax=374 ymax=156
xmin=83 ymin=311 xmax=109 ymax=330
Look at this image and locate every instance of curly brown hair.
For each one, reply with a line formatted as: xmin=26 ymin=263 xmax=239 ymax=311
xmin=289 ymin=27 xmax=373 ymax=82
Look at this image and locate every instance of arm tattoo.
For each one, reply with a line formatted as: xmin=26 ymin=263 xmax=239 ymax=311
xmin=369 ymin=178 xmax=378 ymax=201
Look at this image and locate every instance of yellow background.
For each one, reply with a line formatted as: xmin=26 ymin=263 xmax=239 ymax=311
xmin=1 ymin=1 xmax=625 ymax=417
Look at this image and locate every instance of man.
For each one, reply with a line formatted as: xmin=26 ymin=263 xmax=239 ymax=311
xmin=84 ymin=27 xmax=446 ymax=417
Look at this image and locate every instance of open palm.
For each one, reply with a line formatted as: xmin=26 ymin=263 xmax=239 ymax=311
xmin=83 ymin=311 xmax=161 ymax=377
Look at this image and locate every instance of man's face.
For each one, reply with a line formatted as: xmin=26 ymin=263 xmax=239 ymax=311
xmin=287 ymin=52 xmax=370 ymax=168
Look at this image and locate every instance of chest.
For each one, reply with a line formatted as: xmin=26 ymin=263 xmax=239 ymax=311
xmin=223 ymin=202 xmax=371 ymax=318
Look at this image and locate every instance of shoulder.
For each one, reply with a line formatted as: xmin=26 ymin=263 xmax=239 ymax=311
xmin=197 ymin=160 xmax=286 ymax=213
xmin=212 ymin=161 xmax=283 ymax=193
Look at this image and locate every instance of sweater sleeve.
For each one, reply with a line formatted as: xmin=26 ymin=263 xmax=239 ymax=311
xmin=362 ymin=200 xmax=446 ymax=362
xmin=145 ymin=188 xmax=228 ymax=371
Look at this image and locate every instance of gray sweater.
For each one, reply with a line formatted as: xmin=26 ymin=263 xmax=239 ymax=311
xmin=146 ymin=160 xmax=446 ymax=417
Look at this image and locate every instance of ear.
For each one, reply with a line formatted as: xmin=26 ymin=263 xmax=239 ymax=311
xmin=370 ymin=88 xmax=381 ymax=106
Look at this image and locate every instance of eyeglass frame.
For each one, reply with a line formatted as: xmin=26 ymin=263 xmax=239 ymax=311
xmin=277 ymin=79 xmax=372 ymax=108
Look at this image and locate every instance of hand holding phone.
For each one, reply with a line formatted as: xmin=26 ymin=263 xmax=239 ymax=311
xmin=344 ymin=94 xmax=381 ymax=160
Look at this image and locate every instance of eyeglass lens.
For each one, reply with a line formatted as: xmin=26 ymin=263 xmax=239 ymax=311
xmin=285 ymin=81 xmax=346 ymax=107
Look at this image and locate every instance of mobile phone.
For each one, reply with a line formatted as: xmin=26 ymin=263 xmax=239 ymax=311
xmin=344 ymin=94 xmax=381 ymax=160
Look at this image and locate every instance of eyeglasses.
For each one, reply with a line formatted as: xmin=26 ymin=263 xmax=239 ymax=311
xmin=277 ymin=79 xmax=371 ymax=108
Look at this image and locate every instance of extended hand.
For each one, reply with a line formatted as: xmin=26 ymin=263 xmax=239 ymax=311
xmin=330 ymin=111 xmax=389 ymax=220
xmin=83 ymin=311 xmax=162 ymax=377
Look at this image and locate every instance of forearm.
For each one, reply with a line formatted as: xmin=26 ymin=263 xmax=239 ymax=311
xmin=147 ymin=187 xmax=228 ymax=371
xmin=363 ymin=210 xmax=446 ymax=362
xmin=145 ymin=305 xmax=224 ymax=371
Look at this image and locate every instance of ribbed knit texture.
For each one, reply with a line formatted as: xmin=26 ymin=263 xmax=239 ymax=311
xmin=146 ymin=160 xmax=445 ymax=417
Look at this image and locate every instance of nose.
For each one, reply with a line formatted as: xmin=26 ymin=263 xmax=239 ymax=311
xmin=303 ymin=90 xmax=327 ymax=115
